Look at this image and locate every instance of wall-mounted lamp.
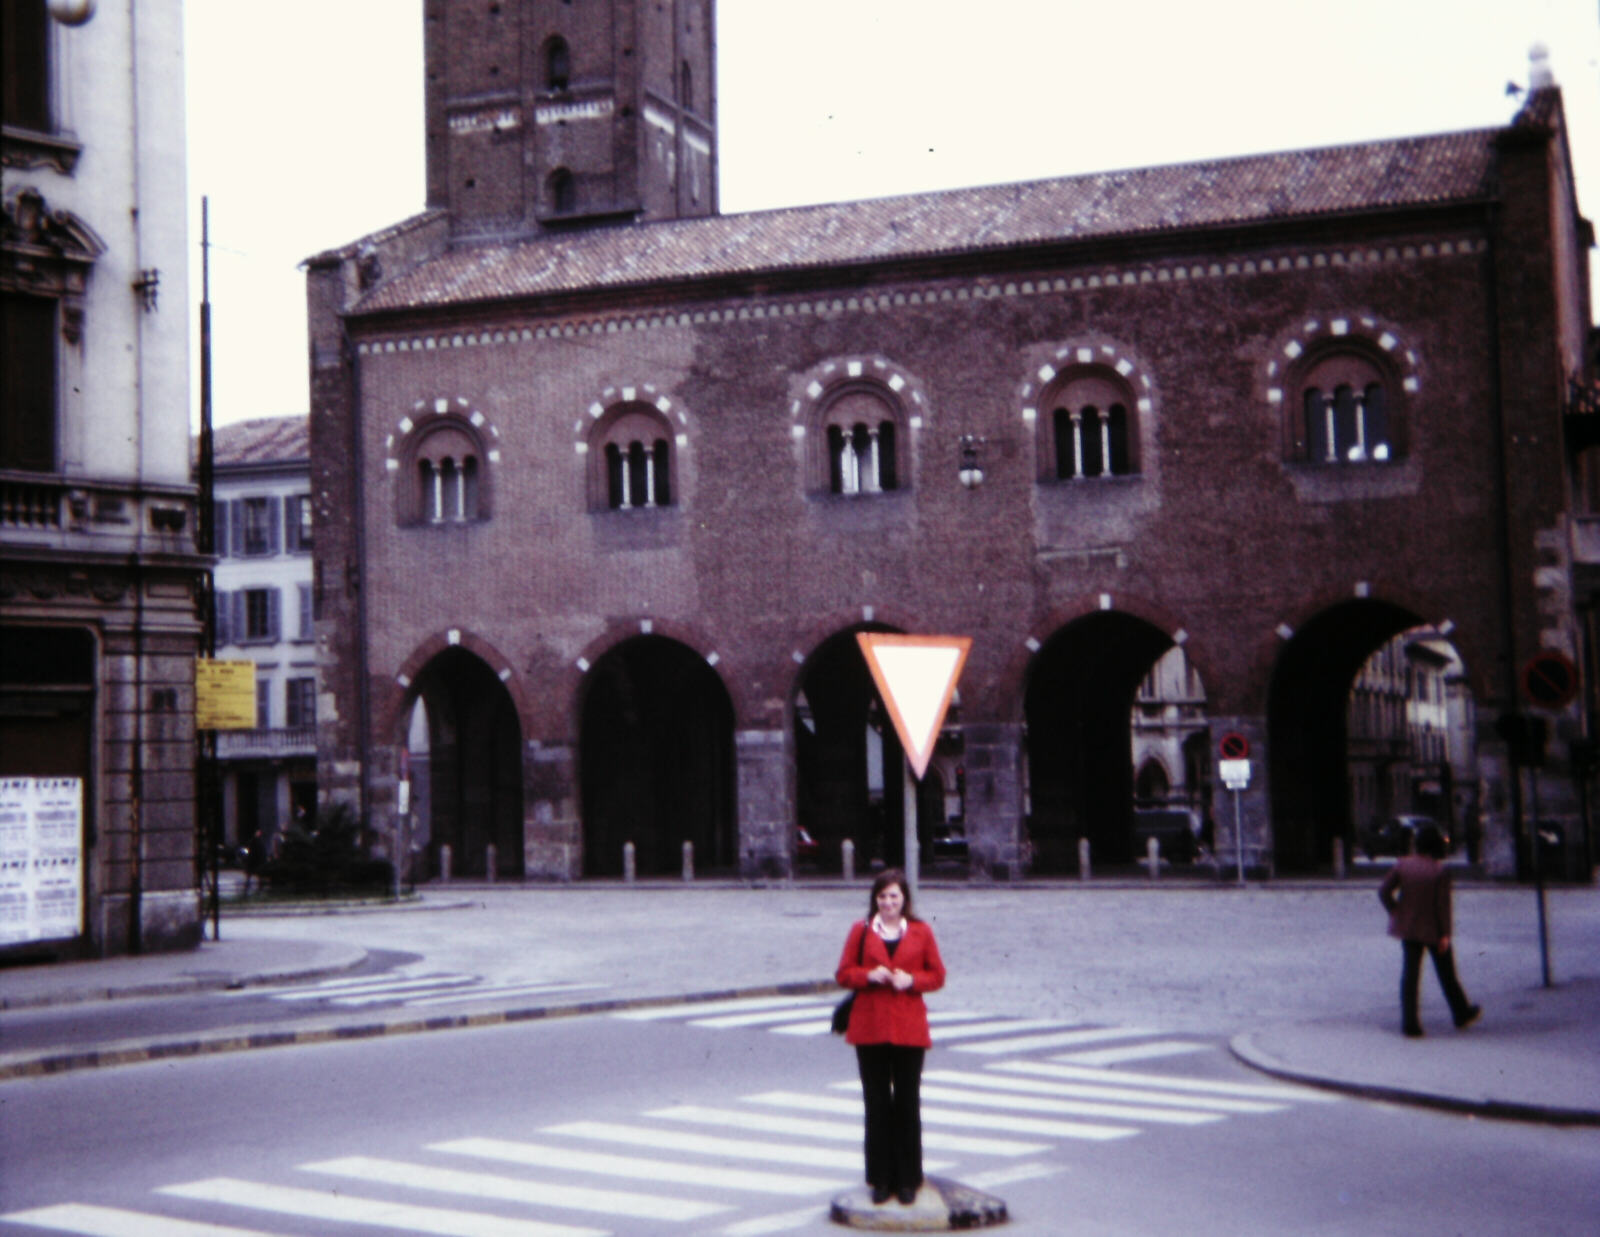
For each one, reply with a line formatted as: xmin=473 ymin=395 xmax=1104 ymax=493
xmin=958 ymin=435 xmax=985 ymax=489
xmin=133 ymin=268 xmax=160 ymax=312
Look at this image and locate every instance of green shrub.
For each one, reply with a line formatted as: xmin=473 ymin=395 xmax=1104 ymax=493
xmin=259 ymin=803 xmax=394 ymax=896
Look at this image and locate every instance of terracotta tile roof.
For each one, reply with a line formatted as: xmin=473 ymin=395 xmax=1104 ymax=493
xmin=210 ymin=415 xmax=309 ymax=468
xmin=355 ymin=128 xmax=1501 ymax=316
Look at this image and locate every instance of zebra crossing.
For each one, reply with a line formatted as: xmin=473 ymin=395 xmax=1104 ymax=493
xmin=1 ymin=999 xmax=1336 ymax=1237
xmin=225 ymin=970 xmax=608 ymax=1011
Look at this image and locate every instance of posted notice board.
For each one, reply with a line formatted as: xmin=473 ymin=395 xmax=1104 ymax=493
xmin=0 ymin=777 xmax=84 ymax=946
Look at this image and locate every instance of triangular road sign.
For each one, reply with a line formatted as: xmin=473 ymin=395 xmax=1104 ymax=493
xmin=856 ymin=633 xmax=972 ymax=781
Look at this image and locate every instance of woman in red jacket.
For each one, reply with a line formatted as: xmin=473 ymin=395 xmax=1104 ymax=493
xmin=835 ymin=869 xmax=946 ymax=1206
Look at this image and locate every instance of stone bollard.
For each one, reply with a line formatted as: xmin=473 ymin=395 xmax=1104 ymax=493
xmin=682 ymin=840 xmax=694 ymax=882
xmin=1147 ymin=836 xmax=1161 ymax=880
xmin=485 ymin=844 xmax=497 ymax=883
xmin=623 ymin=841 xmax=636 ymax=883
xmin=439 ymin=844 xmax=452 ymax=885
xmin=1078 ymin=837 xmax=1091 ymax=881
xmin=841 ymin=838 xmax=855 ymax=882
xmin=1332 ymin=837 xmax=1345 ymax=879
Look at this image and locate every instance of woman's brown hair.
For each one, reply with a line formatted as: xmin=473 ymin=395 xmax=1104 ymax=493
xmin=867 ymin=868 xmax=915 ymax=921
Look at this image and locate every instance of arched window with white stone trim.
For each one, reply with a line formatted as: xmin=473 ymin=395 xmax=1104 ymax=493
xmin=1039 ymin=367 xmax=1140 ymax=482
xmin=816 ymin=386 xmax=903 ymax=496
xmin=589 ymin=402 xmax=675 ymax=511
xmin=399 ymin=415 xmax=490 ymax=526
xmin=1297 ymin=350 xmax=1396 ymax=465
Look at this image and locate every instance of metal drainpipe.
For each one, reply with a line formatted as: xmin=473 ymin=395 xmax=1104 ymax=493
xmin=341 ymin=313 xmax=372 ymax=829
xmin=1483 ymin=209 xmax=1526 ymax=861
xmin=126 ymin=0 xmax=146 ymax=953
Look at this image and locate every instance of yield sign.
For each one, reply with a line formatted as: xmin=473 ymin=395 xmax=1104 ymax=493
xmin=856 ymin=633 xmax=972 ymax=781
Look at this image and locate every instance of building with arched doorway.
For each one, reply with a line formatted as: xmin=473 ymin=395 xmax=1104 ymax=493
xmin=306 ymin=3 xmax=1595 ymax=883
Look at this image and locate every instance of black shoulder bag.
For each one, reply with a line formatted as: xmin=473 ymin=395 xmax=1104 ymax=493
xmin=831 ymin=921 xmax=868 ymax=1036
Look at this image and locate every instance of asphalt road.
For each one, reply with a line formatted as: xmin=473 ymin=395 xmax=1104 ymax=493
xmin=3 ymin=994 xmax=1596 ymax=1236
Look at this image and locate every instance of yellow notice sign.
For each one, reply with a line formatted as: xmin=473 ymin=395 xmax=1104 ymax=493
xmin=195 ymin=658 xmax=257 ymax=730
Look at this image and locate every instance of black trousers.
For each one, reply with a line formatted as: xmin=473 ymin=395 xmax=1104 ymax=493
xmin=1400 ymin=940 xmax=1472 ymax=1032
xmin=855 ymin=1043 xmax=925 ymax=1193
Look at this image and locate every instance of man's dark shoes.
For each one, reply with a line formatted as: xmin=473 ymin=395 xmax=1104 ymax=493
xmin=897 ymin=1187 xmax=918 ymax=1205
xmin=871 ymin=1186 xmax=891 ymax=1205
xmin=1454 ymin=1005 xmax=1482 ymax=1030
xmin=1403 ymin=1025 xmax=1424 ymax=1038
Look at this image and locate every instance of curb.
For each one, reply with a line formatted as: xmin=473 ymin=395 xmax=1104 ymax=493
xmin=0 ymin=946 xmax=371 ymax=1012
xmin=1227 ymin=1029 xmax=1600 ymax=1127
xmin=0 ymin=977 xmax=837 ymax=1083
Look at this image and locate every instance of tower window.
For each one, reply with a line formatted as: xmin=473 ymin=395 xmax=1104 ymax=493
xmin=544 ymin=36 xmax=570 ymax=91
xmin=399 ymin=416 xmax=490 ymax=526
xmin=549 ymin=168 xmax=576 ymax=215
xmin=1295 ymin=350 xmax=1396 ymax=465
xmin=680 ymin=61 xmax=693 ymax=111
xmin=1039 ymin=369 xmax=1140 ymax=482
xmin=590 ymin=405 xmax=676 ymax=511
xmin=813 ymin=386 xmax=905 ymax=497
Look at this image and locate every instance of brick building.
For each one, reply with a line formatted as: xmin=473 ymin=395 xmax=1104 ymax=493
xmin=307 ymin=3 xmax=1595 ymax=883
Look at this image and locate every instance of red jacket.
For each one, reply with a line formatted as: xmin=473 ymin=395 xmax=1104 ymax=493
xmin=835 ymin=918 xmax=946 ymax=1047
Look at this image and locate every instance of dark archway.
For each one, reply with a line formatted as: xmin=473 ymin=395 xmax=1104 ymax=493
xmin=579 ymin=635 xmax=735 ymax=877
xmin=410 ymin=647 xmax=524 ymax=879
xmin=1268 ymin=599 xmax=1422 ymax=872
xmin=795 ymin=625 xmax=923 ymax=872
xmin=1024 ymin=612 xmax=1174 ymax=871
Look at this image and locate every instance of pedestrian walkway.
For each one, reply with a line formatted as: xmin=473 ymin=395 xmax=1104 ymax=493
xmin=2 ymin=884 xmax=1596 ymax=1128
xmin=0 ymin=1024 xmax=1334 ymax=1237
xmin=1231 ymin=975 xmax=1600 ymax=1125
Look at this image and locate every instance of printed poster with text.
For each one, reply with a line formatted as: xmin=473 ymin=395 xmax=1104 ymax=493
xmin=0 ymin=777 xmax=84 ymax=945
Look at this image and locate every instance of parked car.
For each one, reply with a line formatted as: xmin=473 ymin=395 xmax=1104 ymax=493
xmin=1132 ymin=808 xmax=1201 ymax=863
xmin=929 ymin=819 xmax=969 ymax=863
xmin=1363 ymin=814 xmax=1437 ymax=859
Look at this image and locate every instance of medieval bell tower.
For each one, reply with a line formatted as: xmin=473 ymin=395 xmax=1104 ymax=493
xmin=422 ymin=0 xmax=718 ymax=240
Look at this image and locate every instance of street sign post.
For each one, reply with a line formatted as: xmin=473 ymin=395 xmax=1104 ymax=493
xmin=1515 ymin=651 xmax=1578 ymax=988
xmin=856 ymin=634 xmax=972 ymax=893
xmin=1218 ymin=734 xmax=1251 ymax=884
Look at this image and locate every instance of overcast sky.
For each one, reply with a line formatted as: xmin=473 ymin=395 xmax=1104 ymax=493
xmin=184 ymin=0 xmax=1600 ymax=428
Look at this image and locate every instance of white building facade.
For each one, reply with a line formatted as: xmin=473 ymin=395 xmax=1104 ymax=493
xmin=210 ymin=416 xmax=317 ymax=853
xmin=2 ymin=0 xmax=201 ymax=956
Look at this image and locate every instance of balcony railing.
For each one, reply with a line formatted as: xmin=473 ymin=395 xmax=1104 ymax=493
xmin=217 ymin=726 xmax=317 ymax=760
xmin=1 ymin=471 xmax=193 ymax=542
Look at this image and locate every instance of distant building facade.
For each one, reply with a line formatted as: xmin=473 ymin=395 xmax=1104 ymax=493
xmin=2 ymin=0 xmax=201 ymax=954
xmin=306 ymin=3 xmax=1595 ymax=884
xmin=210 ymin=416 xmax=317 ymax=856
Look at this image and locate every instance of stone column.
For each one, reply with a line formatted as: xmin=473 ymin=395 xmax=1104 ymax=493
xmin=737 ymin=729 xmax=793 ymax=879
xmin=525 ymin=741 xmax=581 ymax=879
xmin=962 ymin=723 xmax=1025 ymax=880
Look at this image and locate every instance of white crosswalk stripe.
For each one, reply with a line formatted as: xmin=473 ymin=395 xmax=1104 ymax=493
xmin=922 ymin=1067 xmax=1287 ymax=1114
xmin=827 ymin=1079 xmax=1222 ymax=1125
xmin=0 ymin=1204 xmax=285 ymax=1237
xmin=303 ymin=1154 xmax=730 ymax=1220
xmin=2 ymin=1007 xmax=1343 ymax=1237
xmin=540 ymin=1119 xmax=879 ymax=1170
xmin=951 ymin=1024 xmax=1160 ymax=1055
xmin=1054 ymin=1039 xmax=1211 ymax=1066
xmin=433 ymin=1136 xmax=847 ymax=1196
xmin=230 ymin=972 xmax=604 ymax=1009
xmin=990 ymin=1059 xmax=1341 ymax=1102
xmin=157 ymin=1178 xmax=603 ymax=1236
xmin=746 ymin=1088 xmax=1141 ymax=1141
xmin=645 ymin=1104 xmax=1051 ymax=1156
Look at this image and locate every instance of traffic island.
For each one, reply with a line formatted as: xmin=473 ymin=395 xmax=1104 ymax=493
xmin=830 ymin=1177 xmax=1008 ymax=1230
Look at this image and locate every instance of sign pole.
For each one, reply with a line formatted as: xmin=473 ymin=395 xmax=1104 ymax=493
xmin=903 ymin=758 xmax=919 ymax=899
